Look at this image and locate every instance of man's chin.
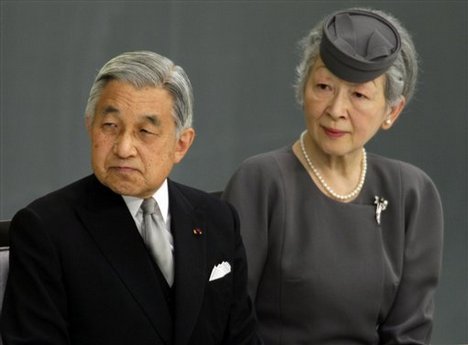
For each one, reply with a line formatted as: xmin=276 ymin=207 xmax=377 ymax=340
xmin=98 ymin=175 xmax=145 ymax=198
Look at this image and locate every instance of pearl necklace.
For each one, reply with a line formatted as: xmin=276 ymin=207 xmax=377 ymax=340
xmin=299 ymin=130 xmax=367 ymax=201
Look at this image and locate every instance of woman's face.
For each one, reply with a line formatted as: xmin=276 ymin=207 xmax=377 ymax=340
xmin=303 ymin=57 xmax=403 ymax=158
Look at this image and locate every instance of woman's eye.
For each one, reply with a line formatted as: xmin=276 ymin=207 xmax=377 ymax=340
xmin=353 ymin=92 xmax=368 ymax=99
xmin=317 ymin=83 xmax=330 ymax=91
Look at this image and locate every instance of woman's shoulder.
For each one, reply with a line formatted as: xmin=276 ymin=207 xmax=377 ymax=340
xmin=235 ymin=146 xmax=295 ymax=173
xmin=225 ymin=146 xmax=296 ymax=197
xmin=368 ymin=152 xmax=438 ymax=191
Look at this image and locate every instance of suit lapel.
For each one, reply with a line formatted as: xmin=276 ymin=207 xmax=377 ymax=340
xmin=169 ymin=181 xmax=207 ymax=345
xmin=75 ymin=176 xmax=172 ymax=344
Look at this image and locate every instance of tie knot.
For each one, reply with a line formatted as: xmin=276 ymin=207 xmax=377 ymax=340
xmin=141 ymin=198 xmax=157 ymax=215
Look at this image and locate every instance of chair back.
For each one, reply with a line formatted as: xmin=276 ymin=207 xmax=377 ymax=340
xmin=0 ymin=220 xmax=10 ymax=344
xmin=210 ymin=191 xmax=223 ymax=198
xmin=0 ymin=220 xmax=9 ymax=248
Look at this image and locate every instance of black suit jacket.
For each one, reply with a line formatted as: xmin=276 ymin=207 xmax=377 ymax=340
xmin=1 ymin=175 xmax=260 ymax=345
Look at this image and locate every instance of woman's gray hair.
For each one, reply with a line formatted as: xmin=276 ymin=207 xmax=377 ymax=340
xmin=295 ymin=8 xmax=418 ymax=107
xmin=85 ymin=51 xmax=193 ymax=134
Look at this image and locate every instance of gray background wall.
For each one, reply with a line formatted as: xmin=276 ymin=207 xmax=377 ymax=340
xmin=1 ymin=1 xmax=466 ymax=343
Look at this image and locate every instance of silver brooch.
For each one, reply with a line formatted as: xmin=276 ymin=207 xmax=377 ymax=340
xmin=374 ymin=196 xmax=388 ymax=225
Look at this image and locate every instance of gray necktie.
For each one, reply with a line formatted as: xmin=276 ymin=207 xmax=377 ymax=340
xmin=141 ymin=198 xmax=174 ymax=286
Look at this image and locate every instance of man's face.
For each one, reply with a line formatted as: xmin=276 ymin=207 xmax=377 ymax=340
xmin=87 ymin=80 xmax=194 ymax=198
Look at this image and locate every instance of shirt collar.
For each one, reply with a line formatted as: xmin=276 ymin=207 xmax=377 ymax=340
xmin=121 ymin=179 xmax=170 ymax=224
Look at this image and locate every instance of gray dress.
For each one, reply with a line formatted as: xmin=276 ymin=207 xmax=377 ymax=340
xmin=223 ymin=146 xmax=443 ymax=345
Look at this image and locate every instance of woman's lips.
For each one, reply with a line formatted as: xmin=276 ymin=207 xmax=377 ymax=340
xmin=323 ymin=126 xmax=347 ymax=138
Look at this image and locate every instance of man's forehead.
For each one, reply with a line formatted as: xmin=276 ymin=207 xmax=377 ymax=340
xmin=102 ymin=79 xmax=167 ymax=94
xmin=96 ymin=81 xmax=173 ymax=112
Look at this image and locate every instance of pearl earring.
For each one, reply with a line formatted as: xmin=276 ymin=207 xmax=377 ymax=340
xmin=385 ymin=118 xmax=392 ymax=125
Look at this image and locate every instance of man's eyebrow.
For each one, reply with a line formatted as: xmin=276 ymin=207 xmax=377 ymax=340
xmin=101 ymin=105 xmax=120 ymax=115
xmin=143 ymin=114 xmax=161 ymax=126
xmin=98 ymin=106 xmax=161 ymax=126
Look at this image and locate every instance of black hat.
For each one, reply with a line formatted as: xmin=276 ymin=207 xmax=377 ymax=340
xmin=320 ymin=9 xmax=401 ymax=83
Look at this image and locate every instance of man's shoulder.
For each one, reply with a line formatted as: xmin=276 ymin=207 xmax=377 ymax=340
xmin=168 ymin=180 xmax=232 ymax=214
xmin=27 ymin=175 xmax=97 ymax=210
xmin=169 ymin=180 xmax=223 ymax=203
xmin=10 ymin=175 xmax=100 ymax=235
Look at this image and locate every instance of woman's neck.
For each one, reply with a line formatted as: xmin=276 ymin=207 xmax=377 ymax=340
xmin=292 ymin=131 xmax=367 ymax=202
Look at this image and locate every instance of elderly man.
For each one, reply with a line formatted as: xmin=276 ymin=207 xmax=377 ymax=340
xmin=1 ymin=51 xmax=260 ymax=345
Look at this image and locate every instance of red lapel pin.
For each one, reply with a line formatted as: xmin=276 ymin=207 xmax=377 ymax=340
xmin=193 ymin=228 xmax=203 ymax=236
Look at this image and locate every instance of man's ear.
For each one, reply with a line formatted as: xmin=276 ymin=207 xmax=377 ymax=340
xmin=381 ymin=97 xmax=406 ymax=130
xmin=174 ymin=128 xmax=195 ymax=164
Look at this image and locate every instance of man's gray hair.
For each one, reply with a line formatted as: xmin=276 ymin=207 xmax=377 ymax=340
xmin=295 ymin=8 xmax=418 ymax=107
xmin=85 ymin=51 xmax=193 ymax=134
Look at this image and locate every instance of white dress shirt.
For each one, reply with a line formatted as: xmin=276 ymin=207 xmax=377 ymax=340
xmin=121 ymin=179 xmax=173 ymax=251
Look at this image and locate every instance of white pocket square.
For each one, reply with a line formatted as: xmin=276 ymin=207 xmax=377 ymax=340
xmin=209 ymin=261 xmax=231 ymax=281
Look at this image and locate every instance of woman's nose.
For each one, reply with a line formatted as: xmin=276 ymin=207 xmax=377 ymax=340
xmin=327 ymin=91 xmax=349 ymax=119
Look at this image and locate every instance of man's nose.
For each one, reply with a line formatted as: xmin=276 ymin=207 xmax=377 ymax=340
xmin=113 ymin=132 xmax=137 ymax=158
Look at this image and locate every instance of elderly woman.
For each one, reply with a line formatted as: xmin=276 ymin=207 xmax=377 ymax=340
xmin=223 ymin=8 xmax=443 ymax=345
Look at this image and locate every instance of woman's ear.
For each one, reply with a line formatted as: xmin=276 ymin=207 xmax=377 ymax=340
xmin=381 ymin=97 xmax=406 ymax=130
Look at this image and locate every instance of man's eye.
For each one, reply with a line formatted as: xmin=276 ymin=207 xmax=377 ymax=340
xmin=103 ymin=122 xmax=117 ymax=128
xmin=140 ymin=128 xmax=154 ymax=135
